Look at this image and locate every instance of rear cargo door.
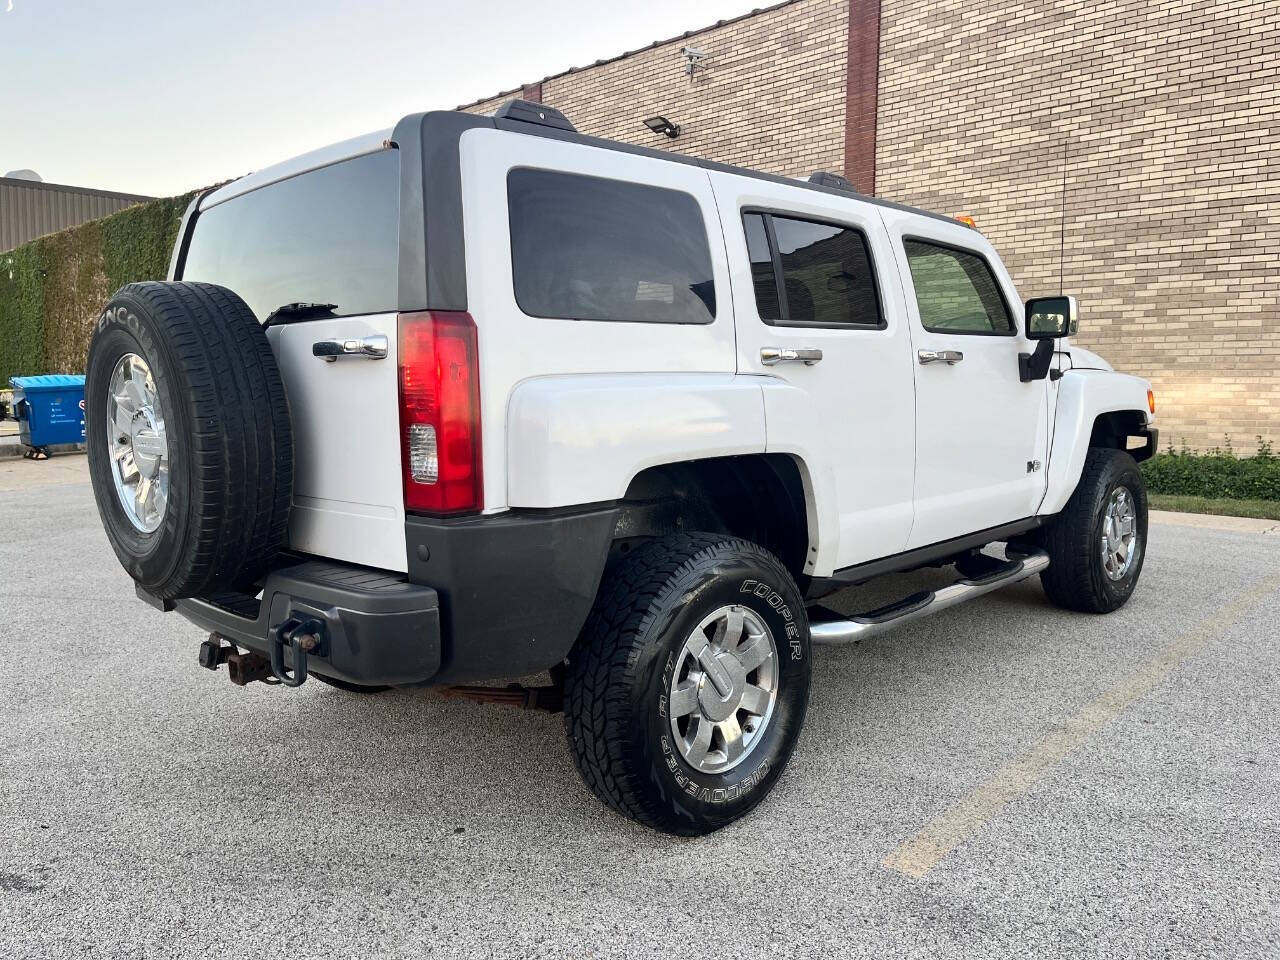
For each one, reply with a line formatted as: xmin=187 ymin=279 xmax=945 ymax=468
xmin=178 ymin=143 xmax=409 ymax=572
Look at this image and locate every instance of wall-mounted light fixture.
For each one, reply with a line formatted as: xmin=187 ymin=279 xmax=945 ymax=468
xmin=643 ymin=116 xmax=681 ymax=139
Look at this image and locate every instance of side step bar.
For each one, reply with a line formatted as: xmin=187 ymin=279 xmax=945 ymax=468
xmin=808 ymin=550 xmax=1050 ymax=645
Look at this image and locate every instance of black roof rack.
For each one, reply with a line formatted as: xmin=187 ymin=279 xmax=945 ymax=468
xmin=807 ymin=171 xmax=855 ymax=191
xmin=493 ymin=99 xmax=577 ymax=133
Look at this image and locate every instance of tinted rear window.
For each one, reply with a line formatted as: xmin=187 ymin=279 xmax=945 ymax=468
xmin=507 ymin=168 xmax=715 ymax=324
xmin=181 ymin=150 xmax=399 ymax=323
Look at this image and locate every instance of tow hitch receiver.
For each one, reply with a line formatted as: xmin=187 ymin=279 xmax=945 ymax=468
xmin=198 ymin=634 xmax=279 ymax=686
xmin=267 ymin=617 xmax=326 ymax=687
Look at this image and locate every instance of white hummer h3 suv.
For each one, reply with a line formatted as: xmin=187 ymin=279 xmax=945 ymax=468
xmin=86 ymin=101 xmax=1157 ymax=835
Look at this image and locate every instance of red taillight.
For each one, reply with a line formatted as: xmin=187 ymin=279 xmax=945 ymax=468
xmin=398 ymin=310 xmax=482 ymax=514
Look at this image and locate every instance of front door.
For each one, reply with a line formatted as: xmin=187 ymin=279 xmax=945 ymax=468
xmin=710 ymin=172 xmax=917 ymax=573
xmin=879 ymin=210 xmax=1050 ymax=549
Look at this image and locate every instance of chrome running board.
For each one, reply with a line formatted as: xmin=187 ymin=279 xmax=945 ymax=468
xmin=808 ymin=549 xmax=1050 ymax=645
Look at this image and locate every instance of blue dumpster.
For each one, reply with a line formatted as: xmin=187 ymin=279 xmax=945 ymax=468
xmin=8 ymin=375 xmax=86 ymax=454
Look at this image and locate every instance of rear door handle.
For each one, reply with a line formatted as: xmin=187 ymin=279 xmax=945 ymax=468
xmin=918 ymin=349 xmax=964 ymax=365
xmin=313 ymin=335 xmax=389 ymax=362
xmin=761 ymin=347 xmax=823 ymax=366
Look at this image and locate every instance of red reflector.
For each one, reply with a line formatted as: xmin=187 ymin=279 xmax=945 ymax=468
xmin=398 ymin=311 xmax=482 ymax=514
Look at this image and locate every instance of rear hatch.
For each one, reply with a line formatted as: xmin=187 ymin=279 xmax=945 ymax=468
xmin=178 ymin=136 xmax=410 ymax=572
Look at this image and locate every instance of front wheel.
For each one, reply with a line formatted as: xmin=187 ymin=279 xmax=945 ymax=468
xmin=1039 ymin=447 xmax=1148 ymax=613
xmin=564 ymin=534 xmax=811 ymax=836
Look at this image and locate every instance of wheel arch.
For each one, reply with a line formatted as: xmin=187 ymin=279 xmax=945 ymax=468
xmin=1040 ymin=369 xmax=1155 ymax=516
xmin=612 ymin=453 xmax=817 ymax=584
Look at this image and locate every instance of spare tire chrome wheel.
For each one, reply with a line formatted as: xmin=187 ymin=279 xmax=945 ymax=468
xmin=86 ymin=282 xmax=293 ymax=601
xmin=106 ymin=354 xmax=169 ymax=534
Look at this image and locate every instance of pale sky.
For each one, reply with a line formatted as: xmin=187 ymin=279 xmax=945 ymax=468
xmin=1 ymin=0 xmax=761 ymax=197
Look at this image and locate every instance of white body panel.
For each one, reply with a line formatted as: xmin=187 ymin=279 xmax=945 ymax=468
xmin=1066 ymin=345 xmax=1114 ymax=371
xmin=1040 ymin=369 xmax=1154 ymax=515
xmin=876 ymin=208 xmax=1052 ymax=547
xmin=267 ymin=314 xmax=408 ymax=572
xmin=458 ymin=128 xmax=737 ymax=513
xmin=507 ymin=374 xmax=766 ymax=508
xmin=169 ymin=114 xmax=1156 ymax=581
xmin=708 ymin=171 xmax=917 ymax=573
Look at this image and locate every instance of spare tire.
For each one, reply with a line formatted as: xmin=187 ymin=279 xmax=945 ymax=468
xmin=86 ymin=282 xmax=293 ymax=600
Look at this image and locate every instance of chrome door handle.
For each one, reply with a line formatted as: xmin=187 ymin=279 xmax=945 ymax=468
xmin=761 ymin=347 xmax=823 ymax=366
xmin=313 ymin=335 xmax=389 ymax=362
xmin=918 ymin=349 xmax=964 ymax=365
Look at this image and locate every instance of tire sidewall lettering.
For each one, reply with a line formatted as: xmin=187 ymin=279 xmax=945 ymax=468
xmin=649 ymin=567 xmax=808 ymax=810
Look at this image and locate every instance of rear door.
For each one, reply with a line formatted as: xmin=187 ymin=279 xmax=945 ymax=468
xmin=878 ymin=209 xmax=1051 ymax=548
xmin=179 ymin=146 xmax=409 ymax=572
xmin=708 ymin=172 xmax=917 ymax=571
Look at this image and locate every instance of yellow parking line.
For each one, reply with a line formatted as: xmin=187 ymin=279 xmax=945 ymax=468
xmin=883 ymin=571 xmax=1280 ymax=880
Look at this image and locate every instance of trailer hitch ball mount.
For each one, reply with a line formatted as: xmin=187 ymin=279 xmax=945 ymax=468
xmin=197 ymin=616 xmax=327 ymax=688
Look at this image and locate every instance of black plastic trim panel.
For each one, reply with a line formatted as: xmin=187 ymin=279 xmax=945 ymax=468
xmin=808 ymin=517 xmax=1043 ymax=598
xmin=405 ymin=503 xmax=620 ymax=684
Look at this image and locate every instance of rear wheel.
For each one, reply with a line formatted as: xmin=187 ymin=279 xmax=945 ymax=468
xmin=564 ymin=533 xmax=811 ymax=835
xmin=1039 ymin=447 xmax=1148 ymax=613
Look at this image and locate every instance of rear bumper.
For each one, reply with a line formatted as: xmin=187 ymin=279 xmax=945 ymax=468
xmin=167 ymin=562 xmax=441 ymax=687
xmin=163 ymin=503 xmax=619 ymax=687
xmin=404 ymin=504 xmax=619 ymax=684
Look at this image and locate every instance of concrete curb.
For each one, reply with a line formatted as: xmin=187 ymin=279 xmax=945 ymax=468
xmin=0 ymin=438 xmax=86 ymax=460
xmin=1150 ymin=509 xmax=1280 ymax=535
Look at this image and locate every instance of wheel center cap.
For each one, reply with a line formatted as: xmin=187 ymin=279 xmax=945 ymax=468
xmin=698 ymin=652 xmax=747 ymax=722
xmin=130 ymin=415 xmax=164 ymax=475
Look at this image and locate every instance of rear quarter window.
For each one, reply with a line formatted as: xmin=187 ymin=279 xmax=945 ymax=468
xmin=180 ymin=150 xmax=400 ymax=323
xmin=507 ymin=168 xmax=716 ymax=324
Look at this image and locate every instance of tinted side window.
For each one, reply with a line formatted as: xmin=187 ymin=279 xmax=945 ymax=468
xmin=903 ymin=240 xmax=1013 ymax=334
xmin=743 ymin=213 xmax=882 ymax=328
xmin=744 ymin=213 xmax=780 ymax=322
xmin=181 ymin=151 xmax=400 ymax=323
xmin=508 ymin=168 xmax=715 ymax=324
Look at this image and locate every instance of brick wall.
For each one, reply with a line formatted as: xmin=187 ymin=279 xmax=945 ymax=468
xmin=461 ymin=0 xmax=850 ymax=181
xmin=458 ymin=0 xmax=1278 ymax=451
xmin=877 ymin=0 xmax=1280 ymax=451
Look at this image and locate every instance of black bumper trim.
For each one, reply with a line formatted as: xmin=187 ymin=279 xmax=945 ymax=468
xmin=405 ymin=503 xmax=620 ymax=684
xmin=170 ymin=561 xmax=441 ymax=687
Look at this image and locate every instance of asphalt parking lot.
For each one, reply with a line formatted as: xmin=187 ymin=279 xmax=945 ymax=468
xmin=2 ymin=456 xmax=1278 ymax=959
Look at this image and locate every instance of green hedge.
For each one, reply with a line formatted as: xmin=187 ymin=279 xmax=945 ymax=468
xmin=0 ymin=191 xmax=197 ymax=384
xmin=1141 ymin=439 xmax=1280 ymax=501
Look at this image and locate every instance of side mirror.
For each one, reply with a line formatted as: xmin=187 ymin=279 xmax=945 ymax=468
xmin=1025 ymin=295 xmax=1079 ymax=339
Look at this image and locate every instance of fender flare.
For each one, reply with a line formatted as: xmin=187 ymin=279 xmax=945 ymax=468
xmin=505 ymin=373 xmax=835 ymax=574
xmin=1040 ymin=369 xmax=1154 ymax=516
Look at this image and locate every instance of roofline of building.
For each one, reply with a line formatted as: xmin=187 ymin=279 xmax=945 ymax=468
xmin=0 ymin=176 xmax=155 ymax=204
xmin=455 ymin=0 xmax=799 ymax=110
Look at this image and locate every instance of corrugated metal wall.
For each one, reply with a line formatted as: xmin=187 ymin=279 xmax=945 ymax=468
xmin=0 ymin=178 xmax=153 ymax=252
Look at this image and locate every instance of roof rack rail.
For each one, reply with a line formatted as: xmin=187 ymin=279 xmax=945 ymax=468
xmin=808 ymin=171 xmax=857 ymax=192
xmin=494 ymin=99 xmax=577 ymax=133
